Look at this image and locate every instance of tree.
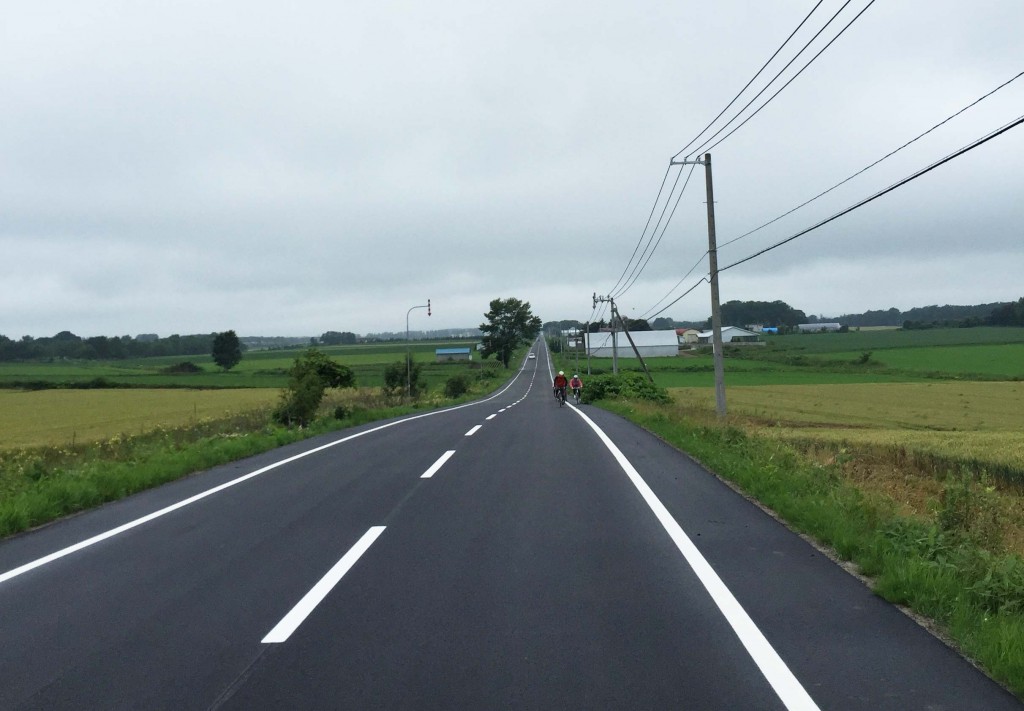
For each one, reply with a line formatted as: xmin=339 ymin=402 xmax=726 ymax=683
xmin=383 ymin=354 xmax=424 ymax=397
xmin=211 ymin=330 xmax=243 ymax=371
xmin=479 ymin=297 xmax=542 ymax=368
xmin=320 ymin=330 xmax=358 ymax=345
xmin=273 ymin=348 xmax=355 ymax=426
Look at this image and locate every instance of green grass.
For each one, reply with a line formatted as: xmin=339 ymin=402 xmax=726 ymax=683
xmin=600 ymin=398 xmax=1024 ymax=699
xmin=0 ymin=339 xmax=501 ymax=390
xmin=821 ymin=343 xmax=1024 ymax=379
xmin=763 ymin=326 xmax=1024 ymax=354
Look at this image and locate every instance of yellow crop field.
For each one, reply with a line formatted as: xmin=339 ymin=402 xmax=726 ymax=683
xmin=0 ymin=389 xmax=281 ymax=449
xmin=672 ymin=381 xmax=1024 ymax=473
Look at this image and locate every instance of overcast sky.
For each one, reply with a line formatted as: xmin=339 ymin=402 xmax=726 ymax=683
xmin=3 ymin=0 xmax=1021 ymax=338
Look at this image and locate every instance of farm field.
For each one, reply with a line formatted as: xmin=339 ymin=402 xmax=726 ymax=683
xmin=671 ymin=382 xmax=1024 ymax=476
xmin=762 ymin=326 xmax=1024 ymax=354
xmin=821 ymin=343 xmax=1024 ymax=378
xmin=0 ymin=339 xmax=495 ymax=390
xmin=0 ymin=339 xmax=511 ymax=449
xmin=0 ymin=388 xmax=281 ymax=449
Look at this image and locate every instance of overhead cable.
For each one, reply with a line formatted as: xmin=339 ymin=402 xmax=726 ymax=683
xmin=673 ymin=0 xmax=826 ymax=160
xmin=699 ymin=0 xmax=878 ymax=157
xmin=607 ymin=164 xmax=675 ymax=296
xmin=718 ymin=69 xmax=1024 ymax=250
xmin=639 ymin=251 xmax=709 ymax=321
xmin=718 ymin=113 xmax=1024 ymax=274
xmin=680 ymin=0 xmax=873 ymax=161
xmin=614 ymin=162 xmax=699 ymax=299
xmin=645 ymin=278 xmax=710 ymax=322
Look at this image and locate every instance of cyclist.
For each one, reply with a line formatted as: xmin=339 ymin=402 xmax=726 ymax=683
xmin=569 ymin=373 xmax=583 ymax=403
xmin=552 ymin=370 xmax=568 ymax=403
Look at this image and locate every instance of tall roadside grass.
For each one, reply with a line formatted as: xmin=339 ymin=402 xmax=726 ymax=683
xmin=0 ymin=400 xmax=414 ymax=540
xmin=600 ymin=397 xmax=1024 ymax=700
xmin=0 ymin=371 xmax=508 ymax=541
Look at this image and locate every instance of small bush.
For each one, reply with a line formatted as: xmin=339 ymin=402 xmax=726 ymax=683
xmin=333 ymin=404 xmax=351 ymax=420
xmin=162 ymin=361 xmax=204 ymax=374
xmin=383 ymin=355 xmax=424 ymax=397
xmin=583 ymin=372 xmax=671 ymax=404
xmin=444 ymin=374 xmax=471 ymax=398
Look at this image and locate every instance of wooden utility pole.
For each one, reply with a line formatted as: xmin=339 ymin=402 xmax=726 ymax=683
xmin=704 ymin=154 xmax=727 ymax=418
xmin=672 ymin=152 xmax=726 ymax=417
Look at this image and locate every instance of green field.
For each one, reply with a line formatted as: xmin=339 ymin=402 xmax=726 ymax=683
xmin=762 ymin=326 xmax=1024 ymax=354
xmin=822 ymin=343 xmax=1024 ymax=378
xmin=0 ymin=339 xmax=513 ymax=449
xmin=0 ymin=339 xmax=497 ymax=390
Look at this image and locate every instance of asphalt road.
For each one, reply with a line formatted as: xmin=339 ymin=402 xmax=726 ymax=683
xmin=1 ymin=340 xmax=1021 ymax=710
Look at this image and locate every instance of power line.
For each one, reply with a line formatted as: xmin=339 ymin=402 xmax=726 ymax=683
xmin=639 ymin=250 xmax=708 ymax=321
xmin=718 ymin=69 xmax=1024 ymax=251
xmin=692 ymin=0 xmax=877 ymax=159
xmin=607 ymin=164 xmax=675 ymax=296
xmin=673 ymin=0 xmax=826 ymax=160
xmin=614 ymin=162 xmax=699 ymax=299
xmin=644 ymin=277 xmax=710 ymax=322
xmin=719 ymin=113 xmax=1024 ymax=274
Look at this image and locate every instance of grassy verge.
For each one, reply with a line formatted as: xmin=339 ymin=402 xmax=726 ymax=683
xmin=598 ymin=397 xmax=1024 ymax=699
xmin=0 ymin=365 xmax=511 ymax=540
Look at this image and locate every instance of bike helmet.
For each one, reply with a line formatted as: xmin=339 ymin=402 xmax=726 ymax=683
xmin=558 ymin=371 xmax=564 ymax=375
xmin=573 ymin=374 xmax=578 ymax=378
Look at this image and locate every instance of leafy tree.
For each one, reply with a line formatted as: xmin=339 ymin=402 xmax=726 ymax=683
xmin=479 ymin=297 xmax=542 ymax=368
xmin=320 ymin=330 xmax=358 ymax=345
xmin=988 ymin=297 xmax=1024 ymax=326
xmin=211 ymin=330 xmax=243 ymax=371
xmin=383 ymin=354 xmax=424 ymax=397
xmin=719 ymin=300 xmax=807 ymax=328
xmin=650 ymin=317 xmax=676 ymax=330
xmin=273 ymin=348 xmax=355 ymax=426
xmin=622 ymin=318 xmax=651 ymax=332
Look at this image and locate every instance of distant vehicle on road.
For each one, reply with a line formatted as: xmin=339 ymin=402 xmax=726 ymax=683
xmin=528 ymin=353 xmax=536 ymax=359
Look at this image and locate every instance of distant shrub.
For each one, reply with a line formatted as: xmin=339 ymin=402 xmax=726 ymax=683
xmin=162 ymin=361 xmax=203 ymax=374
xmin=444 ymin=374 xmax=471 ymax=398
xmin=383 ymin=355 xmax=424 ymax=397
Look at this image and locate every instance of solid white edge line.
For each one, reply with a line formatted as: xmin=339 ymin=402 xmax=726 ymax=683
xmin=421 ymin=450 xmax=456 ymax=479
xmin=465 ymin=425 xmax=482 ymax=436
xmin=0 ymin=362 xmax=532 ymax=586
xmin=262 ymin=526 xmax=386 ymax=644
xmin=571 ymin=407 xmax=821 ymax=711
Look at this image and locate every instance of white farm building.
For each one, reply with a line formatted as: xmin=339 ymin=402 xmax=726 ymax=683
xmin=586 ymin=329 xmax=679 ymax=358
xmin=695 ymin=326 xmax=763 ymax=345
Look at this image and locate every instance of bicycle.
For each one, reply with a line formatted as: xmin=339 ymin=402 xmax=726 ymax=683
xmin=554 ymin=386 xmax=567 ymax=407
xmin=572 ymin=387 xmax=581 ymax=406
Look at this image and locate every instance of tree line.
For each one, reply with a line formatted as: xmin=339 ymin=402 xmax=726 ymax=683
xmin=0 ymin=331 xmax=235 ymax=361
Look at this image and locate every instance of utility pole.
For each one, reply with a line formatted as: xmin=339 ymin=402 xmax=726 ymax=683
xmin=585 ymin=321 xmax=591 ymax=375
xmin=405 ymin=299 xmax=431 ymax=398
xmin=593 ymin=294 xmax=653 ymax=383
xmin=671 ymin=152 xmax=726 ymax=417
xmin=594 ymin=293 xmax=618 ymax=374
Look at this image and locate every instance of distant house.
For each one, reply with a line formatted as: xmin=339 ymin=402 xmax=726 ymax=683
xmin=435 ymin=347 xmax=472 ymax=362
xmin=797 ymin=323 xmax=841 ymax=333
xmin=587 ymin=329 xmax=679 ymax=358
xmin=676 ymin=328 xmax=701 ymax=345
xmin=745 ymin=324 xmax=778 ymax=334
xmin=696 ymin=326 xmax=763 ymax=346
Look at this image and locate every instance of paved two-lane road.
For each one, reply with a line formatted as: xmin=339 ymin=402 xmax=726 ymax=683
xmin=1 ymin=340 xmax=1020 ymax=709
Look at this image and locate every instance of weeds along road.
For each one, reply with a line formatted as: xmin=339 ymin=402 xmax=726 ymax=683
xmin=0 ymin=339 xmax=1020 ymax=710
